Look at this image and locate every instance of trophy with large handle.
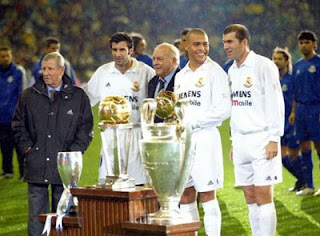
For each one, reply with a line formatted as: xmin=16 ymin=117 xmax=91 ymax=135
xmin=98 ymin=95 xmax=136 ymax=189
xmin=139 ymin=94 xmax=195 ymax=224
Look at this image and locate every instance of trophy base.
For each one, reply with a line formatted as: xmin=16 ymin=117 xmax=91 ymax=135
xmin=147 ymin=208 xmax=193 ymax=225
xmin=98 ymin=176 xmax=136 ymax=190
xmin=68 ymin=205 xmax=78 ymax=216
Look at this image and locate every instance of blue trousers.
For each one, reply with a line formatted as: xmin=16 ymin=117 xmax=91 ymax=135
xmin=28 ymin=183 xmax=63 ymax=236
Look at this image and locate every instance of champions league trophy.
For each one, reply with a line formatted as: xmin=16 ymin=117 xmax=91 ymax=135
xmin=139 ymin=92 xmax=195 ymax=224
xmin=42 ymin=151 xmax=82 ymax=235
xmin=98 ymin=95 xmax=136 ymax=189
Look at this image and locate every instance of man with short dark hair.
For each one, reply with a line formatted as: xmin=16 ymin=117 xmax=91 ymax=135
xmin=179 ymin=28 xmax=191 ymax=68
xmin=223 ymin=24 xmax=284 ymax=236
xmin=12 ymin=52 xmax=93 ymax=236
xmin=289 ymin=30 xmax=320 ymax=196
xmin=85 ymin=32 xmax=155 ymax=185
xmin=0 ymin=46 xmax=27 ymax=180
xmin=131 ymin=32 xmax=153 ymax=68
xmin=32 ymin=36 xmax=77 ymax=85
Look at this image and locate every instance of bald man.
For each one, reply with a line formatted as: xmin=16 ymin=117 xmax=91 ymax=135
xmin=175 ymin=28 xmax=231 ymax=236
xmin=148 ymin=43 xmax=180 ymax=122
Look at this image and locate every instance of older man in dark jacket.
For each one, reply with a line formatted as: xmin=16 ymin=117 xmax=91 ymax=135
xmin=12 ymin=52 xmax=93 ymax=236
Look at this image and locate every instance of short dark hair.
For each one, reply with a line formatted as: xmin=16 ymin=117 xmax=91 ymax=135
xmin=298 ymin=30 xmax=317 ymax=42
xmin=131 ymin=32 xmax=145 ymax=51
xmin=44 ymin=36 xmax=60 ymax=48
xmin=109 ymin=32 xmax=133 ymax=49
xmin=0 ymin=45 xmax=11 ymax=52
xmin=223 ymin=24 xmax=251 ymax=43
xmin=181 ymin=28 xmax=192 ymax=37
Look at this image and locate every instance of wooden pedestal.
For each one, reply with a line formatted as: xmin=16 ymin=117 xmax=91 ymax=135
xmin=39 ymin=186 xmax=158 ymax=236
xmin=123 ymin=221 xmax=201 ymax=236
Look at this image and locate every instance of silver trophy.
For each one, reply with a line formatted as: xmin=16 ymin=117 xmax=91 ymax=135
xmin=98 ymin=95 xmax=135 ymax=189
xmin=139 ymin=98 xmax=195 ymax=224
xmin=56 ymin=151 xmax=83 ymax=216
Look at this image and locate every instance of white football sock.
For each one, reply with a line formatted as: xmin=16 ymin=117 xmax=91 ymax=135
xmin=248 ymin=203 xmax=260 ymax=236
xmin=179 ymin=201 xmax=200 ymax=220
xmin=259 ymin=202 xmax=277 ymax=236
xmin=202 ymin=199 xmax=221 ymax=236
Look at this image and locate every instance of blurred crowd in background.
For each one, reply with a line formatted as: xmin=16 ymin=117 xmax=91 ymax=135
xmin=1 ymin=0 xmax=319 ymax=84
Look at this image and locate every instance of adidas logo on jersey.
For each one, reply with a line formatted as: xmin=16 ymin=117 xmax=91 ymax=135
xmin=66 ymin=109 xmax=73 ymax=115
xmin=266 ymin=176 xmax=272 ymax=181
xmin=208 ymin=180 xmax=214 ymax=185
xmin=106 ymin=82 xmax=111 ymax=87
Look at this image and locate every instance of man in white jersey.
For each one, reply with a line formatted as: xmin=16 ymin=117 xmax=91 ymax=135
xmin=223 ymin=24 xmax=284 ymax=236
xmin=175 ymin=28 xmax=231 ymax=236
xmin=84 ymin=32 xmax=155 ymax=185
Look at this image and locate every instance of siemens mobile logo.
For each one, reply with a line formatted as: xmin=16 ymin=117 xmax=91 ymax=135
xmin=231 ymin=91 xmax=251 ymax=98
xmin=178 ymin=90 xmax=202 ymax=106
xmin=178 ymin=90 xmax=201 ymax=99
xmin=232 ymin=90 xmax=252 ymax=106
xmin=124 ymin=96 xmax=138 ymax=103
xmin=124 ymin=96 xmax=139 ymax=110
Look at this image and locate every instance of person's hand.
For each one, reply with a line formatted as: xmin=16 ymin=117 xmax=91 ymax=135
xmin=229 ymin=146 xmax=233 ymax=163
xmin=288 ymin=112 xmax=295 ymax=125
xmin=24 ymin=146 xmax=31 ymax=154
xmin=265 ymin=141 xmax=278 ymax=160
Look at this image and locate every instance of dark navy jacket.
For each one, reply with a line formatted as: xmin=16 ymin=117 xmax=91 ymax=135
xmin=12 ymin=75 xmax=93 ymax=184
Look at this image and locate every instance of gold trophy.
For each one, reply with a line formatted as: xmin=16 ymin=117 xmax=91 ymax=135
xmin=98 ymin=95 xmax=136 ymax=189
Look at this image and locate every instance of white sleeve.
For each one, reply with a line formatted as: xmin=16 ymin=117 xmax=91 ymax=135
xmin=146 ymin=67 xmax=156 ymax=82
xmin=83 ymin=69 xmax=101 ymax=107
xmin=264 ymin=61 xmax=284 ymax=142
xmin=193 ymin=68 xmax=231 ymax=128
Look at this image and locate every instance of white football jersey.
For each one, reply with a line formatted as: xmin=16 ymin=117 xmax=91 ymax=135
xmin=175 ymin=57 xmax=231 ymax=128
xmin=84 ymin=58 xmax=155 ymax=184
xmin=85 ymin=58 xmax=155 ymax=122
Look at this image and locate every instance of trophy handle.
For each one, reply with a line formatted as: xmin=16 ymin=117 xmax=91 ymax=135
xmin=141 ymin=99 xmax=157 ymax=126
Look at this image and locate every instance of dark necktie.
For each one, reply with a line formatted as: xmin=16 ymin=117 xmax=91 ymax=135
xmin=50 ymin=90 xmax=56 ymax=102
xmin=158 ymin=79 xmax=165 ymax=92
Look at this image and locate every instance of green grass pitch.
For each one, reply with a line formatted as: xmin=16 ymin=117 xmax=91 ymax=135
xmin=1 ymin=105 xmax=320 ymax=235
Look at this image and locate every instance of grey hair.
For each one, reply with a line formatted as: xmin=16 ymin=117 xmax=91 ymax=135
xmin=155 ymin=43 xmax=180 ymax=65
xmin=43 ymin=52 xmax=65 ymax=68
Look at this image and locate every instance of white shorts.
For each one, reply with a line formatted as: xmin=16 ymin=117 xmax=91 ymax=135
xmin=185 ymin=127 xmax=224 ymax=192
xmin=99 ymin=127 xmax=149 ymax=185
xmin=232 ymin=131 xmax=283 ymax=187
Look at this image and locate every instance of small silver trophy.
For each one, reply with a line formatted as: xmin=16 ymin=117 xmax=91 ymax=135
xmin=43 ymin=152 xmax=83 ymax=234
xmin=56 ymin=151 xmax=83 ymax=216
xmin=139 ymin=97 xmax=195 ymax=224
xmin=98 ymin=95 xmax=135 ymax=189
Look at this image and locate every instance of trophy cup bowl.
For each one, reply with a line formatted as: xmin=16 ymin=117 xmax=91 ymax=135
xmin=140 ymin=99 xmax=195 ymax=224
xmin=57 ymin=151 xmax=82 ymax=216
xmin=155 ymin=90 xmax=178 ymax=121
xmin=98 ymin=95 xmax=135 ymax=189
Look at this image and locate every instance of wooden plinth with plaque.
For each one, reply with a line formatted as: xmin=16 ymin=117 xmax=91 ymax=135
xmin=38 ymin=186 xmax=158 ymax=236
xmin=123 ymin=221 xmax=201 ymax=236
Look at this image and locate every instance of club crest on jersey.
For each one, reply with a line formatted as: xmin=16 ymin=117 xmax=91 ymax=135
xmin=308 ymin=65 xmax=316 ymax=73
xmin=131 ymin=80 xmax=140 ymax=91
xmin=282 ymin=84 xmax=288 ymax=92
xmin=195 ymin=77 xmax=204 ymax=87
xmin=7 ymin=76 xmax=13 ymax=83
xmin=243 ymin=77 xmax=252 ymax=88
